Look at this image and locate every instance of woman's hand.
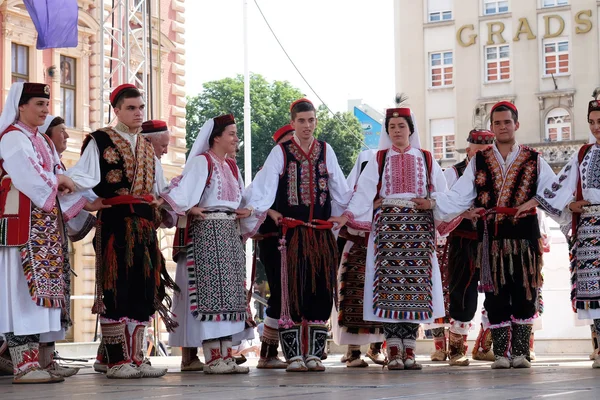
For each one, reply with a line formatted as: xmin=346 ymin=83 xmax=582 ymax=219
xmin=568 ymin=200 xmax=591 ymax=213
xmin=267 ymin=209 xmax=283 ymax=226
xmin=515 ymin=198 xmax=539 ymax=218
xmin=57 ymin=175 xmax=75 ymax=194
xmin=188 ymin=206 xmax=206 ymax=220
xmin=84 ymin=197 xmax=111 ymax=212
xmin=329 ymin=215 xmax=349 ymax=230
xmin=235 ymin=208 xmax=252 ymax=219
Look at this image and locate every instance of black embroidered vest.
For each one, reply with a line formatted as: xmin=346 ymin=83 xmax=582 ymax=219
xmin=273 ymin=139 xmax=331 ymax=222
xmin=473 ymin=146 xmax=540 ymax=240
xmin=82 ymin=128 xmax=155 ymax=199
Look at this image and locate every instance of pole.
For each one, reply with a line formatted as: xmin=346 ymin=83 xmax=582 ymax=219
xmin=243 ymin=0 xmax=254 ymax=314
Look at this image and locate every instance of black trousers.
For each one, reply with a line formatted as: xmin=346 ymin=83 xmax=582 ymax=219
xmin=258 ymin=236 xmax=282 ymax=320
xmin=483 ymin=255 xmax=538 ymax=325
xmin=447 ymin=236 xmax=480 ymax=322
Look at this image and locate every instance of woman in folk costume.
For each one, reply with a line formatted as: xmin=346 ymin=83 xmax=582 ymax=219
xmin=332 ymin=149 xmax=386 ymax=368
xmin=160 ymin=114 xmax=253 ymax=374
xmin=517 ymin=97 xmax=600 ymax=368
xmin=0 ymin=83 xmax=93 ymax=383
xmin=331 ymin=106 xmax=447 ymax=370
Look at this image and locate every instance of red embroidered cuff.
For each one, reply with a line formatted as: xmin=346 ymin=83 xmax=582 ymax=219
xmin=161 ymin=193 xmax=185 ymax=216
xmin=63 ymin=196 xmax=88 ymax=222
xmin=242 ymin=210 xmax=268 ymax=242
xmin=42 ymin=184 xmax=58 ymax=212
xmin=343 ymin=210 xmax=372 ymax=231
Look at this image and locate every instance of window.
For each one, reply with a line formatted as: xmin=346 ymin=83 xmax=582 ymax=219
xmin=428 ymin=0 xmax=452 ymax=22
xmin=542 ymin=0 xmax=567 ymax=7
xmin=430 ymin=51 xmax=453 ymax=87
xmin=545 ymin=108 xmax=571 ymax=141
xmin=543 ymin=39 xmax=569 ymax=75
xmin=11 ymin=43 xmax=29 ymax=83
xmin=60 ymin=56 xmax=76 ymax=127
xmin=483 ymin=0 xmax=509 ymax=15
xmin=485 ymin=45 xmax=510 ymax=82
xmin=430 ymin=118 xmax=455 ymax=160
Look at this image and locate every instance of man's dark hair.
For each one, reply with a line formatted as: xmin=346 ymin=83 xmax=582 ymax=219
xmin=386 ymin=115 xmax=414 ymax=135
xmin=114 ymin=87 xmax=142 ymax=108
xmin=47 ymin=116 xmax=65 ymax=138
xmin=490 ymin=105 xmax=518 ymax=124
xmin=291 ymin=101 xmax=316 ymax=120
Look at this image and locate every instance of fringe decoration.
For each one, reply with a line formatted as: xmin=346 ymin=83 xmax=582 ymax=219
xmin=92 ymin=213 xmax=105 ymax=315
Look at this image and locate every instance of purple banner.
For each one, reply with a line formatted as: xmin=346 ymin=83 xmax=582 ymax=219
xmin=23 ymin=0 xmax=79 ymax=50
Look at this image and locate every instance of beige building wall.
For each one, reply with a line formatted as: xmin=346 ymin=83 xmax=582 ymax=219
xmin=394 ymin=0 xmax=598 ymax=168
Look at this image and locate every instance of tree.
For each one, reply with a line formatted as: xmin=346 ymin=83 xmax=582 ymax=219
xmin=186 ymin=74 xmax=364 ymax=177
xmin=186 ymin=74 xmax=303 ymax=177
xmin=314 ymin=105 xmax=364 ymax=175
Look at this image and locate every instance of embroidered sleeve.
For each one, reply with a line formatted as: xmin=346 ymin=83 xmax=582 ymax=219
xmin=161 ymin=155 xmax=209 ymax=215
xmin=535 ymin=154 xmax=577 ymax=219
xmin=342 ymin=210 xmax=372 ymax=232
xmin=0 ymin=131 xmax=58 ymax=210
xmin=61 ymin=194 xmax=88 ymax=222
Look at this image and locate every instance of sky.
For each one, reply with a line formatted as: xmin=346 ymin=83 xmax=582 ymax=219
xmin=184 ymin=0 xmax=396 ymax=114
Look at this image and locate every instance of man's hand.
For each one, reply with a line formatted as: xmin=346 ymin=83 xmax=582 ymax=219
xmin=57 ymin=175 xmax=75 ymax=194
xmin=515 ymin=198 xmax=540 ymax=218
xmin=329 ymin=215 xmax=349 ymax=230
xmin=569 ymin=200 xmax=591 ymax=213
xmin=188 ymin=206 xmax=206 ymax=220
xmin=84 ymin=197 xmax=111 ymax=212
xmin=460 ymin=208 xmax=484 ymax=222
xmin=235 ymin=208 xmax=252 ymax=219
xmin=411 ymin=198 xmax=432 ymax=210
xmin=151 ymin=197 xmax=165 ymax=208
xmin=267 ymin=209 xmax=283 ymax=226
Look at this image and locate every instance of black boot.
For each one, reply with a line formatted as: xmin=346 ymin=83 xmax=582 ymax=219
xmin=490 ymin=325 xmax=511 ymax=369
xmin=279 ymin=324 xmax=306 ymax=371
xmin=511 ymin=323 xmax=532 ymax=368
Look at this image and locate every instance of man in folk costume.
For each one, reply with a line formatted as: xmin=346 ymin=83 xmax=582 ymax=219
xmin=254 ymin=124 xmax=294 ymax=370
xmin=333 ymin=149 xmax=386 ymax=368
xmin=158 ymin=114 xmax=253 ymax=375
xmin=424 ymin=101 xmax=556 ymax=369
xmin=517 ymin=97 xmax=600 ymax=368
xmin=436 ymin=129 xmax=495 ymax=366
xmin=66 ymin=84 xmax=178 ymax=379
xmin=331 ymin=106 xmax=447 ymax=371
xmin=0 ymin=83 xmax=91 ymax=383
xmin=141 ymin=120 xmax=171 ymax=160
xmin=242 ymin=98 xmax=352 ymax=372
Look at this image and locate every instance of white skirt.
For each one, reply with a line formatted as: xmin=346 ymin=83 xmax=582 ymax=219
xmin=168 ymin=257 xmax=253 ymax=347
xmin=0 ymin=248 xmax=63 ymax=338
xmin=363 ymin=233 xmax=445 ymax=324
xmin=331 ymin=306 xmax=384 ymax=345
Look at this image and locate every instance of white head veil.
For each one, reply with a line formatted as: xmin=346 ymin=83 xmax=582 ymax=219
xmin=184 ymin=118 xmax=215 ymax=174
xmin=39 ymin=115 xmax=56 ymax=135
xmin=378 ymin=109 xmax=421 ymax=150
xmin=0 ymin=82 xmax=25 ymax=134
xmin=589 ymin=132 xmax=597 ymax=145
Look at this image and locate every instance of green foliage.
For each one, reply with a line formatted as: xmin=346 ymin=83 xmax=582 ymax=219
xmin=186 ymin=74 xmax=303 ymax=177
xmin=185 ymin=74 xmax=364 ymax=177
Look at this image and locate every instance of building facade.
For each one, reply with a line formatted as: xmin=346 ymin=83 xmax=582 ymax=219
xmin=0 ymin=0 xmax=187 ymax=342
xmin=394 ymin=0 xmax=598 ymax=169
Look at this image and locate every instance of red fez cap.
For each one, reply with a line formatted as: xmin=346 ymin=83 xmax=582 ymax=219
xmin=467 ymin=129 xmax=495 ymax=145
xmin=588 ymin=100 xmax=600 ymax=119
xmin=491 ymin=101 xmax=518 ymax=116
xmin=141 ymin=120 xmax=168 ymax=134
xmin=273 ymin=124 xmax=294 ymax=143
xmin=213 ymin=114 xmax=235 ymax=130
xmin=385 ymin=108 xmax=411 ymax=119
xmin=19 ymin=83 xmax=50 ymax=105
xmin=290 ymin=98 xmax=314 ymax=111
xmin=110 ymin=84 xmax=138 ymax=107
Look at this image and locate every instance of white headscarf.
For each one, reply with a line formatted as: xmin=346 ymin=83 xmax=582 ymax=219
xmin=589 ymin=132 xmax=596 ymax=145
xmin=0 ymin=82 xmax=25 ymax=134
xmin=184 ymin=118 xmax=215 ymax=174
xmin=39 ymin=115 xmax=55 ymax=135
xmin=378 ymin=109 xmax=421 ymax=150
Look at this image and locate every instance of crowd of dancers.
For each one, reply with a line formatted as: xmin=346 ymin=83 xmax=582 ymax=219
xmin=1 ymin=80 xmax=599 ymax=384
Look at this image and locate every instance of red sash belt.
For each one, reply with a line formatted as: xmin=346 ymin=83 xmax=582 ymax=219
xmin=279 ymin=217 xmax=333 ymax=235
xmin=102 ymin=195 xmax=154 ymax=206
